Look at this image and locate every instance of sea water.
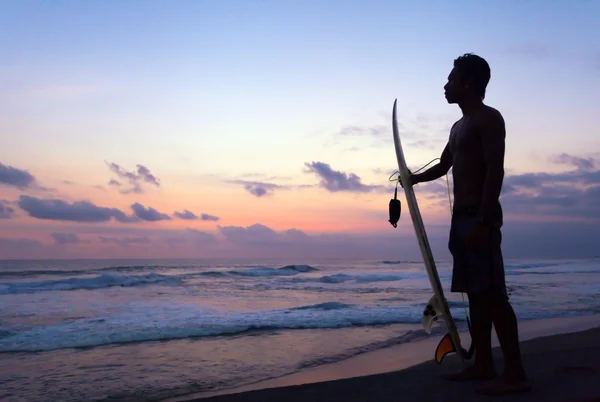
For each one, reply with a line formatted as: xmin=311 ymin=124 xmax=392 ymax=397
xmin=1 ymin=258 xmax=599 ymax=401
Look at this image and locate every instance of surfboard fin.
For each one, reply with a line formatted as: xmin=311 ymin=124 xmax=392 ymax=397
xmin=435 ymin=332 xmax=455 ymax=364
xmin=433 ymin=316 xmax=475 ymax=364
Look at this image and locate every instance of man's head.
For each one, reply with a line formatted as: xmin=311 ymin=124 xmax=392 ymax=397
xmin=444 ymin=53 xmax=491 ymax=104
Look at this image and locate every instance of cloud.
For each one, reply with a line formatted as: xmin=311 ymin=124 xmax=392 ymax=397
xmin=0 ymin=237 xmax=45 ymax=257
xmin=217 ymin=224 xmax=318 ymax=246
xmin=200 ymin=213 xmax=220 ymax=221
xmin=163 ymin=237 xmax=188 ymax=247
xmin=501 ymin=220 xmax=600 ymax=259
xmin=213 ymin=220 xmax=600 ymax=260
xmin=2 ymin=214 xmax=599 ymax=259
xmin=212 ymin=222 xmax=432 ymax=260
xmin=50 ymin=232 xmax=86 ymax=245
xmin=106 ymin=161 xmax=160 ymax=194
xmin=136 ymin=228 xmax=217 ymax=248
xmin=186 ymin=228 xmax=218 ymax=244
xmin=304 ymin=161 xmax=388 ymax=193
xmin=226 ymin=179 xmax=289 ymax=197
xmin=550 ymin=153 xmax=595 ymax=171
xmin=398 ymin=152 xmax=600 ymax=221
xmin=0 ymin=162 xmax=38 ymax=189
xmin=0 ymin=202 xmax=15 ymax=219
xmin=131 ymin=203 xmax=171 ymax=222
xmin=373 ymin=168 xmax=398 ymax=177
xmin=173 ymin=210 xmax=198 ymax=220
xmin=173 ymin=210 xmax=220 ymax=221
xmin=98 ymin=236 xmax=152 ymax=248
xmin=330 ymin=109 xmax=453 ymax=150
xmin=500 ymin=153 xmax=600 ymax=220
xmin=337 ymin=125 xmax=389 ymax=138
xmin=17 ymin=196 xmax=174 ymax=224
xmin=239 ymin=173 xmax=292 ymax=181
xmin=218 ymin=223 xmax=282 ymax=244
xmin=18 ymin=195 xmax=137 ymax=223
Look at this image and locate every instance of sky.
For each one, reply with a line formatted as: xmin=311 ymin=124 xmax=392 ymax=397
xmin=1 ymin=0 xmax=600 ymax=261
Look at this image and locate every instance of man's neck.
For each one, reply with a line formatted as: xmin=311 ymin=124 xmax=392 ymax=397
xmin=458 ymin=98 xmax=485 ymax=116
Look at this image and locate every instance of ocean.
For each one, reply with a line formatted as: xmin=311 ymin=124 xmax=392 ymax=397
xmin=1 ymin=257 xmax=600 ymax=401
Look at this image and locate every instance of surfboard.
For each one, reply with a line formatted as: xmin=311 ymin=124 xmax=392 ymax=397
xmin=391 ymin=98 xmax=472 ymax=365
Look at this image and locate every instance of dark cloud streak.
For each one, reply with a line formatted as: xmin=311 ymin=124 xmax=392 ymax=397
xmin=0 ymin=203 xmax=15 ymax=219
xmin=226 ymin=179 xmax=288 ymax=197
xmin=173 ymin=210 xmax=220 ymax=221
xmin=131 ymin=203 xmax=171 ymax=222
xmin=50 ymin=232 xmax=85 ymax=245
xmin=99 ymin=236 xmax=152 ymax=248
xmin=18 ymin=195 xmax=138 ymax=223
xmin=106 ymin=161 xmax=160 ymax=194
xmin=0 ymin=162 xmax=36 ymax=189
xmin=304 ymin=161 xmax=388 ymax=193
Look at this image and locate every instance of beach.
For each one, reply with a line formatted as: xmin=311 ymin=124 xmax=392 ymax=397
xmin=167 ymin=315 xmax=600 ymax=402
xmin=1 ymin=258 xmax=599 ymax=401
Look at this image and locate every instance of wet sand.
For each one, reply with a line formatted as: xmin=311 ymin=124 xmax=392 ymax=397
xmin=168 ymin=315 xmax=600 ymax=402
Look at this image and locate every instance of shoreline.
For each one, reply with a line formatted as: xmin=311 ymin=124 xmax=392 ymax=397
xmin=165 ymin=314 xmax=600 ymax=402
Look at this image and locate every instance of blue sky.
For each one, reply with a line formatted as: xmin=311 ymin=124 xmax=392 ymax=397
xmin=1 ymin=0 xmax=599 ymax=259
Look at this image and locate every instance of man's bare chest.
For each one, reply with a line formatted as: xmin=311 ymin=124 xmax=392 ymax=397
xmin=449 ymin=118 xmax=480 ymax=154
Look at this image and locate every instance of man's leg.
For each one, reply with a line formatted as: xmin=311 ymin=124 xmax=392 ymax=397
xmin=492 ymin=293 xmax=527 ymax=380
xmin=444 ymin=211 xmax=499 ymax=381
xmin=476 ymin=225 xmax=530 ymax=394
xmin=476 ymin=293 xmax=530 ymax=394
xmin=442 ymin=292 xmax=496 ymax=381
xmin=469 ymin=293 xmax=495 ymax=371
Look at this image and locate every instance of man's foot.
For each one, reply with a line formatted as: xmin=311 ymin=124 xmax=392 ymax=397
xmin=442 ymin=365 xmax=497 ymax=382
xmin=476 ymin=377 xmax=531 ymax=395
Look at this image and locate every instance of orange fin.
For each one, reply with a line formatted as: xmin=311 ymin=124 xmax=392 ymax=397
xmin=435 ymin=332 xmax=456 ymax=364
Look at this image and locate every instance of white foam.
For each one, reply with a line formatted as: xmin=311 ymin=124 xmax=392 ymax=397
xmin=0 ymin=273 xmax=182 ymax=294
xmin=0 ymin=301 xmax=426 ymax=352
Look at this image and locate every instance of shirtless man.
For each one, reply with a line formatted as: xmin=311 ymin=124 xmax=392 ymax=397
xmin=408 ymin=53 xmax=530 ymax=395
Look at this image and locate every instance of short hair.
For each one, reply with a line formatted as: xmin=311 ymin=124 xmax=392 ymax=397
xmin=453 ymin=53 xmax=491 ymax=100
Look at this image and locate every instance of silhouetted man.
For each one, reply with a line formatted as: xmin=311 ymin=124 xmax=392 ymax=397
xmin=408 ymin=53 xmax=530 ymax=395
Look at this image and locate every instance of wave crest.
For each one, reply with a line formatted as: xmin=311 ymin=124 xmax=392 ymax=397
xmin=0 ymin=273 xmax=181 ymax=295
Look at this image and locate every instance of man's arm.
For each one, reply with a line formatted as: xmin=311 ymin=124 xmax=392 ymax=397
xmin=412 ymin=143 xmax=453 ymax=184
xmin=477 ymin=110 xmax=506 ymax=223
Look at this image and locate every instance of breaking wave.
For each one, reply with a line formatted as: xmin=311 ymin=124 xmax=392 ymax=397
xmin=0 ymin=265 xmax=321 ymax=294
xmin=0 ymin=273 xmax=182 ymax=295
xmin=0 ymin=301 xmax=433 ymax=352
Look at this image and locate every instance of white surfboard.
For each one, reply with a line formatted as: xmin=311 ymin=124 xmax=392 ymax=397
xmin=391 ymin=99 xmax=472 ymax=364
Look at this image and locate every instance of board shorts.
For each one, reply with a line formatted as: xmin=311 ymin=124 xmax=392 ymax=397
xmin=448 ymin=203 xmax=508 ymax=297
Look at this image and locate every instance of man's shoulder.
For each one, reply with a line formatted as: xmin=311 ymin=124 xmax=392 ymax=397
xmin=449 ymin=117 xmax=464 ymax=135
xmin=481 ymin=105 xmax=505 ymax=124
xmin=473 ymin=105 xmax=505 ymax=134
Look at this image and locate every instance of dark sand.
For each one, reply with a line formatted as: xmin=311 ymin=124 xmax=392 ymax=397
xmin=187 ymin=326 xmax=600 ymax=402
